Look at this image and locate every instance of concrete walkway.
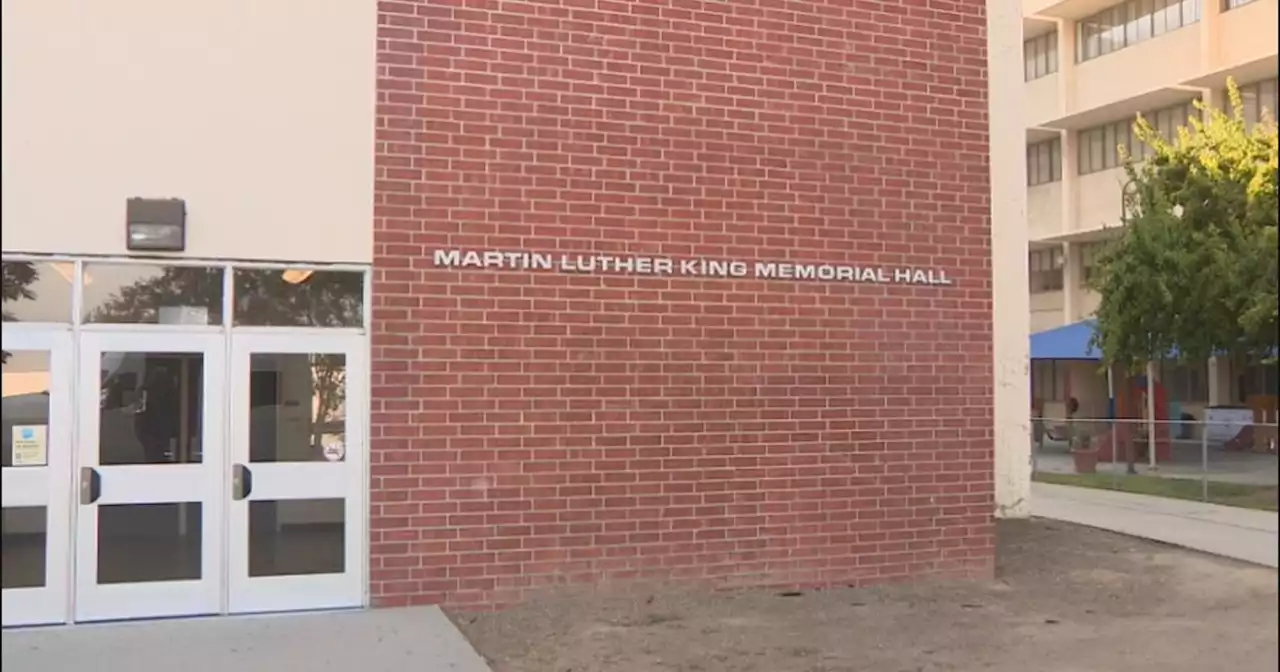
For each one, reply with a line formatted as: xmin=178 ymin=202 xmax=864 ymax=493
xmin=1033 ymin=482 xmax=1279 ymax=568
xmin=0 ymin=606 xmax=492 ymax=672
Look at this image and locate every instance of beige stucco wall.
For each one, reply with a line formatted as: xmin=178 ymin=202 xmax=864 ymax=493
xmin=1 ymin=0 xmax=375 ymax=264
xmin=1075 ymin=167 xmax=1126 ymax=234
xmin=1073 ymin=26 xmax=1202 ymax=115
xmin=1217 ymin=1 xmax=1279 ymax=71
xmin=1075 ymin=287 xmax=1101 ymax=321
xmin=1027 ymin=182 xmax=1064 ymax=239
xmin=1031 ymin=307 xmax=1065 ymax=333
xmin=1025 ymin=74 xmax=1063 ymax=128
xmin=990 ymin=0 xmax=1032 ymax=518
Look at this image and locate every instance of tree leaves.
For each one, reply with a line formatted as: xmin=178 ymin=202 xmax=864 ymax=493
xmin=1089 ymin=79 xmax=1279 ymax=370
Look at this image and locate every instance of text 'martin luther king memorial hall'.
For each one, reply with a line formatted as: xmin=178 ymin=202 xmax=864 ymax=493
xmin=432 ymin=248 xmax=955 ymax=287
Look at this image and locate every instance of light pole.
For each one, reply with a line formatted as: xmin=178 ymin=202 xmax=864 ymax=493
xmin=1118 ymin=176 xmax=1143 ymax=475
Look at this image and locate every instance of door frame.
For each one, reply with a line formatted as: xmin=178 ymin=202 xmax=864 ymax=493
xmin=73 ymin=330 xmax=226 ymax=622
xmin=1 ymin=326 xmax=74 ymax=627
xmin=225 ymin=332 xmax=368 ymax=614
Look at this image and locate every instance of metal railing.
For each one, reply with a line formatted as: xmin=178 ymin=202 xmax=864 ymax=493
xmin=1031 ymin=416 xmax=1279 ymax=510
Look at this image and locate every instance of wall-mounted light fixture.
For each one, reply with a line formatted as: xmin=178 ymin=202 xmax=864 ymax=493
xmin=126 ymin=198 xmax=186 ymax=252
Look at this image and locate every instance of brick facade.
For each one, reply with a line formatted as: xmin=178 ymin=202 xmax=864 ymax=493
xmin=371 ymin=0 xmax=995 ymax=609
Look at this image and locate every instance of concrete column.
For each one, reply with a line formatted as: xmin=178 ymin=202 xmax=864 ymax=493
xmin=1060 ymin=129 xmax=1079 ymax=236
xmin=1200 ymin=0 xmax=1223 ymax=73
xmin=1208 ymin=356 xmax=1234 ymax=405
xmin=1204 ymin=87 xmax=1226 ymax=118
xmin=988 ymin=0 xmax=1031 ymax=519
xmin=1057 ymin=19 xmax=1077 ymax=115
xmin=1061 ymin=241 xmax=1077 ymax=322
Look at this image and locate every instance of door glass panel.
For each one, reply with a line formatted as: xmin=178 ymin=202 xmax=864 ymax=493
xmin=249 ymin=499 xmax=345 ymax=577
xmin=82 ymin=263 xmax=224 ymax=325
xmin=233 ymin=269 xmax=363 ymax=328
xmin=2 ymin=507 xmax=47 ymax=588
xmin=249 ymin=353 xmax=347 ymax=463
xmin=99 ymin=352 xmax=204 ymax=465
xmin=3 ymin=350 xmax=51 ymax=467
xmin=2 ymin=260 xmax=74 ymax=324
xmin=97 ymin=503 xmax=202 ymax=584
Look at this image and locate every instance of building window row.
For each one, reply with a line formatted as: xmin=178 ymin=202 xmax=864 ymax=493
xmin=1024 ymin=31 xmax=1059 ymax=82
xmin=1029 ymin=248 xmax=1065 ymax=294
xmin=1079 ymin=242 xmax=1107 ymax=285
xmin=1078 ymin=101 xmax=1198 ymax=175
xmin=1160 ymin=359 xmax=1209 ymax=403
xmin=1027 ymin=138 xmax=1063 ymax=186
xmin=1031 ymin=359 xmax=1068 ymax=403
xmin=1078 ymin=0 xmax=1201 ymax=63
xmin=1234 ymin=78 xmax=1278 ymax=129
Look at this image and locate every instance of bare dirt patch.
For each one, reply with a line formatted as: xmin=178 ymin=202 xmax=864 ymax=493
xmin=453 ymin=519 xmax=1278 ymax=672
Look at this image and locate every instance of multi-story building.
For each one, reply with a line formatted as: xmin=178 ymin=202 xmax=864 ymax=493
xmin=1022 ymin=0 xmax=1279 ymax=420
xmin=2 ymin=0 xmax=1031 ymax=628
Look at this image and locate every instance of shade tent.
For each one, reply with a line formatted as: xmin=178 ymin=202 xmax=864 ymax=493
xmin=1029 ymin=321 xmax=1276 ymax=361
xmin=1030 ymin=320 xmax=1102 ymax=360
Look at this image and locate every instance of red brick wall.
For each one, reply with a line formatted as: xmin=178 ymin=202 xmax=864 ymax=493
xmin=371 ymin=0 xmax=994 ymax=609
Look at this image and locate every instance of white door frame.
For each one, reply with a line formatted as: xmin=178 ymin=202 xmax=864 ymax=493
xmin=1 ymin=327 xmax=73 ymax=627
xmin=226 ymin=332 xmax=366 ymax=614
xmin=73 ymin=331 xmax=226 ymax=622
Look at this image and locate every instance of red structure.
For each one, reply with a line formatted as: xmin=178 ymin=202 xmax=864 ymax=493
xmin=1095 ymin=374 xmax=1172 ymax=463
xmin=370 ymin=0 xmax=996 ymax=609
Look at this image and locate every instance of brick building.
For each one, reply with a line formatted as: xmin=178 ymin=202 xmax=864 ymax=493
xmin=369 ymin=0 xmax=1000 ymax=609
xmin=0 ymin=0 xmax=1028 ymax=626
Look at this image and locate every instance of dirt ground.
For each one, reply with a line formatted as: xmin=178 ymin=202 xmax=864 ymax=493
xmin=453 ymin=520 xmax=1279 ymax=672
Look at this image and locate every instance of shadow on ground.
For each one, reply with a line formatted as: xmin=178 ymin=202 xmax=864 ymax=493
xmin=455 ymin=519 xmax=1279 ymax=672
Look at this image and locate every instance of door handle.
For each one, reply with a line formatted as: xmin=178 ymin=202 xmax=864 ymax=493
xmin=80 ymin=467 xmax=102 ymax=505
xmin=232 ymin=464 xmax=254 ymax=501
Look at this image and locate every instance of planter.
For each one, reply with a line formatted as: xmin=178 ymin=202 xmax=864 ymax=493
xmin=1071 ymin=448 xmax=1100 ymax=474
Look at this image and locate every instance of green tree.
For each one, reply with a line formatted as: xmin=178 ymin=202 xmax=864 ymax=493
xmin=1089 ymin=80 xmax=1279 ymax=372
xmin=2 ymin=261 xmax=40 ymax=364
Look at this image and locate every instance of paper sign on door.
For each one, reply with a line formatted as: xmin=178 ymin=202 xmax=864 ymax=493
xmin=322 ymin=441 xmax=346 ymax=462
xmin=11 ymin=425 xmax=48 ymax=467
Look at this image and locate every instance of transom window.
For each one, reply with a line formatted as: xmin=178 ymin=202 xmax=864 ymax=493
xmin=1078 ymin=101 xmax=1198 ymax=175
xmin=1030 ymin=248 xmax=1065 ymax=293
xmin=1078 ymin=0 xmax=1201 ymax=63
xmin=1024 ymin=31 xmax=1059 ymax=82
xmin=1027 ymin=138 xmax=1064 ymax=186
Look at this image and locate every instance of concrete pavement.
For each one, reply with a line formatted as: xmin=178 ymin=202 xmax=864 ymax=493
xmin=1032 ymin=482 xmax=1279 ymax=568
xmin=0 ymin=606 xmax=493 ymax=672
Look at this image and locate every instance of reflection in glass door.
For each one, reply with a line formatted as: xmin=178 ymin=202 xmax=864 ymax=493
xmin=74 ymin=332 xmax=225 ymax=622
xmin=227 ymin=334 xmax=365 ymax=613
xmin=1 ymin=329 xmax=73 ymax=626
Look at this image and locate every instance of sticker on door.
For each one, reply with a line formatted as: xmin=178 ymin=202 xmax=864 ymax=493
xmin=322 ymin=441 xmax=345 ymax=462
xmin=11 ymin=425 xmax=48 ymax=466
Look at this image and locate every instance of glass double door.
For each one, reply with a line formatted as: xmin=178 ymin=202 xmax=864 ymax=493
xmin=2 ymin=329 xmax=365 ymax=626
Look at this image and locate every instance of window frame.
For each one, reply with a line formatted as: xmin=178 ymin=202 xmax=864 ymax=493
xmin=1027 ymin=137 xmax=1064 ymax=187
xmin=1078 ymin=0 xmax=1202 ymax=63
xmin=1024 ymin=31 xmax=1060 ymax=82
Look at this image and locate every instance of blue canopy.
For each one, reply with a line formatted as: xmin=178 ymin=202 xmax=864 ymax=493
xmin=1030 ymin=320 xmax=1275 ymax=361
xmin=1030 ymin=320 xmax=1102 ymax=360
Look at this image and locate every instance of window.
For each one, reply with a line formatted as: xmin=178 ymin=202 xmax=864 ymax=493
xmin=1032 ymin=360 xmax=1068 ymax=403
xmin=1232 ymin=78 xmax=1278 ymax=130
xmin=1223 ymin=0 xmax=1258 ymax=10
xmin=1161 ymin=359 xmax=1209 ymax=403
xmin=1078 ymin=0 xmax=1202 ymax=62
xmin=1078 ymin=101 xmax=1199 ymax=174
xmin=1239 ymin=363 xmax=1279 ymax=398
xmin=1024 ymin=31 xmax=1060 ymax=81
xmin=1029 ymin=248 xmax=1065 ymax=293
xmin=1027 ymin=138 xmax=1063 ymax=186
xmin=1079 ymin=242 xmax=1107 ymax=285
